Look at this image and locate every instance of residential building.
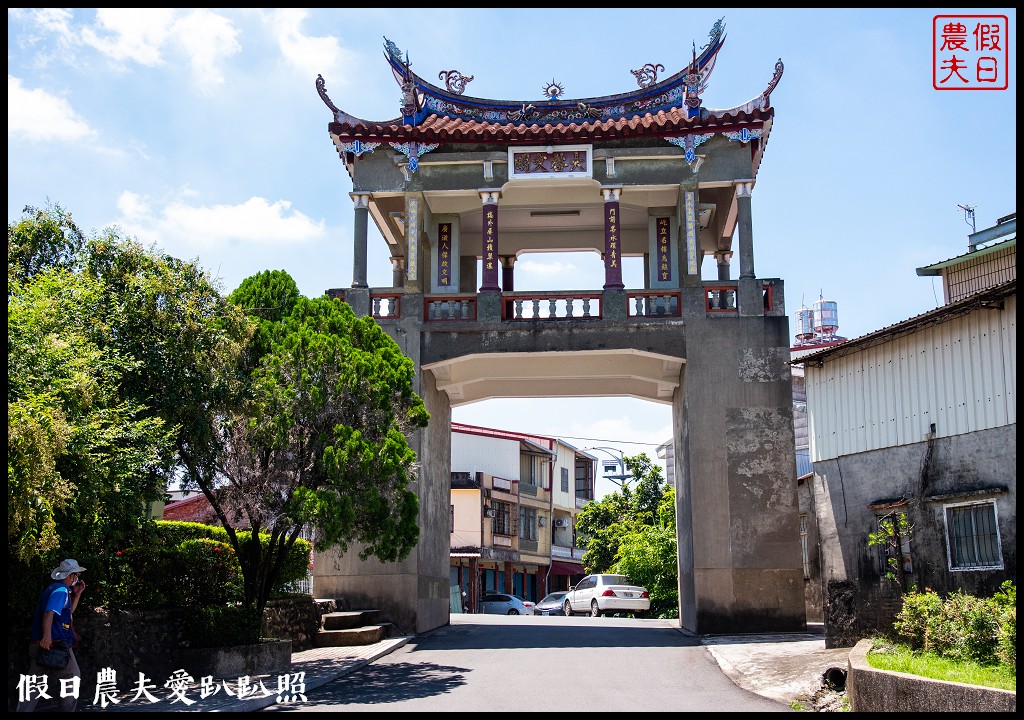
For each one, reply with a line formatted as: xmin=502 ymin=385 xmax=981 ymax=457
xmin=794 ymin=212 xmax=1016 ymax=647
xmin=449 ymin=423 xmax=592 ymax=611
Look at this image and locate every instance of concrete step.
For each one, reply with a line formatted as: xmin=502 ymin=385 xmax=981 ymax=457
xmin=314 ymin=623 xmax=391 ymax=647
xmin=322 ymin=610 xmax=381 ymax=631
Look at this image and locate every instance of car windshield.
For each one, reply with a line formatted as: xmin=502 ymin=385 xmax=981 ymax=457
xmin=540 ymin=592 xmax=566 ymax=603
xmin=603 ymin=575 xmax=630 ymax=585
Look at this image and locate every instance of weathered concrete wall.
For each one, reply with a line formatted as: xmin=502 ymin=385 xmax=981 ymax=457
xmin=797 ymin=475 xmax=824 ymax=622
xmin=847 ymin=639 xmax=1016 ymax=712
xmin=677 ymin=311 xmax=806 ymax=633
xmin=813 ymin=424 xmax=1016 ymax=647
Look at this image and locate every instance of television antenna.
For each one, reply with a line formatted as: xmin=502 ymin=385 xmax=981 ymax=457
xmin=957 ymin=203 xmax=976 ymax=234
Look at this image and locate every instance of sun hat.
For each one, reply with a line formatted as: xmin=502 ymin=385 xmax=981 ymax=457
xmin=51 ymin=559 xmax=86 ymax=580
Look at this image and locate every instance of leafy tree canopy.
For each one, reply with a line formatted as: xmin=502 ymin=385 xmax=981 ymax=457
xmin=194 ymin=277 xmax=430 ymax=613
xmin=575 ymin=453 xmax=678 ymax=617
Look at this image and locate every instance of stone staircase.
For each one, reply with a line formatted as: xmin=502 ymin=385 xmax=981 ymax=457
xmin=314 ymin=605 xmax=394 ymax=648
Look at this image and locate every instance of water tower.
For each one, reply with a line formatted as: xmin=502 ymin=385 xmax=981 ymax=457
xmin=812 ymin=294 xmax=840 ymax=338
xmin=794 ymin=305 xmax=815 ymax=343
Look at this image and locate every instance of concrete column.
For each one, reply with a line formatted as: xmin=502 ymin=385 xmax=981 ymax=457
xmin=735 ymin=182 xmax=755 ymax=279
xmin=602 ymin=187 xmax=624 ymax=290
xmin=500 ymin=255 xmax=516 ymax=292
xmin=390 ymin=256 xmax=405 ymax=288
xmin=714 ymin=250 xmax=733 ymax=281
xmin=468 ymin=557 xmax=479 ymax=613
xmin=503 ymin=561 xmax=514 ymax=593
xmin=351 ymin=193 xmax=370 ymax=288
xmin=479 ymin=191 xmax=501 ymax=292
xmin=714 ymin=250 xmax=734 ymax=310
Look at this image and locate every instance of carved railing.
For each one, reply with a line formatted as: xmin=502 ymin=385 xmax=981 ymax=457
xmin=369 ymin=292 xmax=402 ymax=320
xmin=627 ymin=290 xmax=681 ymax=317
xmin=424 ymin=295 xmax=476 ymax=321
xmin=501 ymin=291 xmax=603 ymax=320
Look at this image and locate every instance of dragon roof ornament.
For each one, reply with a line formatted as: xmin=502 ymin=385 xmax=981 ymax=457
xmin=376 ymin=20 xmax=728 ymax=127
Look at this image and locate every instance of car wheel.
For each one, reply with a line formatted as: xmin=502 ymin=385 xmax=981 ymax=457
xmin=507 ymin=608 xmax=519 ymax=615
xmin=563 ymin=600 xmax=573 ymax=617
xmin=590 ymin=600 xmax=601 ymax=617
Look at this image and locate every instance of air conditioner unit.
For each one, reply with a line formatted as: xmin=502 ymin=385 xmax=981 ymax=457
xmin=554 ymin=518 xmax=570 ymax=528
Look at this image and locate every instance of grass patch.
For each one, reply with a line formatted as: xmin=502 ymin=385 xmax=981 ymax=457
xmin=867 ymin=639 xmax=1016 ymax=691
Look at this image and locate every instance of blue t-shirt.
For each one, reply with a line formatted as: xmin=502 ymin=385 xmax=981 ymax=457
xmin=30 ymin=581 xmax=76 ymax=646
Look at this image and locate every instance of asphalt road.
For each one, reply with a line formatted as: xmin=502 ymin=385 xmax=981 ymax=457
xmin=261 ymin=614 xmax=794 ymax=712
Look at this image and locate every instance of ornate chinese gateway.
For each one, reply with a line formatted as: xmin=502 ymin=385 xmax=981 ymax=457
xmin=316 ymin=18 xmax=803 ymax=636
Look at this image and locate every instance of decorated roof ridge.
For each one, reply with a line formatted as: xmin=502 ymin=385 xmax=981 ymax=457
xmin=318 ymin=56 xmax=783 ymax=143
xmin=379 ymin=18 xmax=727 ymax=126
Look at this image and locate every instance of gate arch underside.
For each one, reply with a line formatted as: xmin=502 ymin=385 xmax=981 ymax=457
xmin=423 ymin=348 xmax=683 ymax=405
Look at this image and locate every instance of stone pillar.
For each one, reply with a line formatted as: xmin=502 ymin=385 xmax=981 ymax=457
xmin=735 ymin=182 xmax=755 ymax=279
xmin=714 ymin=250 xmax=734 ymax=310
xmin=714 ymin=250 xmax=733 ymax=281
xmin=602 ymin=187 xmax=624 ymax=290
xmin=479 ymin=191 xmax=501 ymax=292
xmin=351 ymin=193 xmax=370 ymax=288
xmin=503 ymin=561 xmax=514 ymax=593
xmin=734 ymin=181 xmax=763 ymax=316
xmin=390 ymin=256 xmax=405 ymax=288
xmin=500 ymin=255 xmax=516 ymax=292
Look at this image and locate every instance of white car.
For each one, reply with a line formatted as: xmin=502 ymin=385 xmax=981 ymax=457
xmin=563 ymin=574 xmax=650 ymax=617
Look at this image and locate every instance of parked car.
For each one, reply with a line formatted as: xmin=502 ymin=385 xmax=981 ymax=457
xmin=533 ymin=591 xmax=569 ymax=616
xmin=562 ymin=574 xmax=650 ymax=617
xmin=479 ymin=593 xmax=535 ymax=615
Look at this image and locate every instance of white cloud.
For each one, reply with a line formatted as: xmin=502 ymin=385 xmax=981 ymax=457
xmin=172 ymin=10 xmax=241 ymax=93
xmin=80 ymin=8 xmax=177 ymax=67
xmin=114 ymin=191 xmax=326 ymax=251
xmin=517 ymin=259 xmax=581 ymax=277
xmin=264 ymin=8 xmax=358 ymax=86
xmin=7 ymin=75 xmax=95 ymax=141
xmin=79 ymin=9 xmax=240 ymax=92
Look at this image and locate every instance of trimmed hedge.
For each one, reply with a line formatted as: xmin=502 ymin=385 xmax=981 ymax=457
xmin=102 ymin=521 xmax=311 ymax=611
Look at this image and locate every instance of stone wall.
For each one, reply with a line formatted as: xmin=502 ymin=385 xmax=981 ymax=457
xmin=7 ymin=596 xmax=327 ymax=711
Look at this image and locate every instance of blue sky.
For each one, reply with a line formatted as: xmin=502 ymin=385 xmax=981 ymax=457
xmin=8 ymin=9 xmax=1016 ymax=496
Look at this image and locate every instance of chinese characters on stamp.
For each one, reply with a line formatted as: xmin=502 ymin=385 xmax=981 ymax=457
xmin=933 ymin=15 xmax=1009 ymax=90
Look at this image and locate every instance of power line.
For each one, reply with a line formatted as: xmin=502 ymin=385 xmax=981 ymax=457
xmin=557 ymin=436 xmax=667 ymax=448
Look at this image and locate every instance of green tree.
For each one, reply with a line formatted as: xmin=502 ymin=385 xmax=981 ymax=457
xmin=7 ymin=209 xmax=212 ymax=615
xmin=613 ymin=488 xmax=678 ymax=618
xmin=575 ymin=453 xmax=678 ymax=617
xmin=199 ymin=278 xmax=429 ymax=615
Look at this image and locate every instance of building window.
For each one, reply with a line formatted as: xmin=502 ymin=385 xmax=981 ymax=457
xmin=493 ymin=501 xmax=514 ymax=536
xmin=519 ymin=507 xmax=537 ymax=541
xmin=799 ymin=514 xmax=810 ymax=579
xmin=873 ymin=512 xmax=913 ymax=576
xmin=561 ymin=467 xmax=569 ymax=493
xmin=945 ymin=501 xmax=1002 ymax=570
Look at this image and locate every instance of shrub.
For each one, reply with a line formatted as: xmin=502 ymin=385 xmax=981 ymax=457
xmin=894 ymin=583 xmax=1015 ymax=669
xmin=182 ymin=604 xmax=263 ymax=648
xmin=168 ymin=538 xmax=243 ymax=607
xmin=992 ymin=581 xmax=1016 ymax=668
xmin=100 ymin=521 xmax=311 ymax=611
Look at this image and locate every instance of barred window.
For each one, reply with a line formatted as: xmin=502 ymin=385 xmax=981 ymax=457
xmin=493 ymin=501 xmax=514 ymax=536
xmin=561 ymin=467 xmax=569 ymax=493
xmin=945 ymin=501 xmax=1002 ymax=570
xmin=519 ymin=506 xmax=537 ymax=541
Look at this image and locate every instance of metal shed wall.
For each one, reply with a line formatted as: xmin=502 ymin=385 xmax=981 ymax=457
xmin=806 ymin=295 xmax=1016 ymax=461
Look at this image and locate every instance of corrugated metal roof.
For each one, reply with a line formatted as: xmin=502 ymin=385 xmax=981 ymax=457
xmin=790 ymin=281 xmax=1015 ymax=366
